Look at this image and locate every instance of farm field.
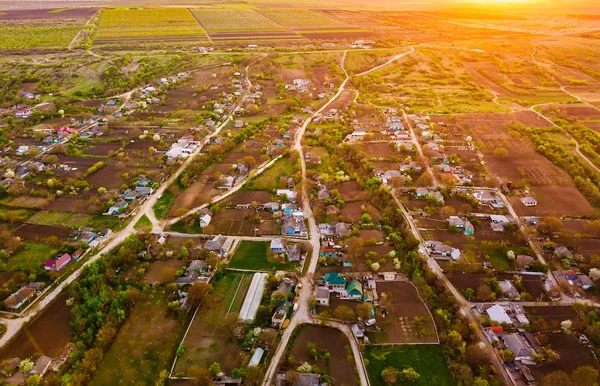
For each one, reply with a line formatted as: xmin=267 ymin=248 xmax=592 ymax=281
xmin=89 ymin=291 xmax=184 ymax=386
xmin=364 ymin=345 xmax=455 ymax=386
xmin=192 ymin=8 xmax=285 ymax=32
xmin=0 ymin=22 xmax=83 ymax=50
xmin=26 ymin=211 xmax=122 ymax=230
xmin=229 ymin=241 xmax=298 ymax=271
xmin=256 ymin=9 xmax=347 ymax=30
xmin=287 ymin=325 xmax=359 ymax=385
xmin=95 ymin=8 xmax=207 ymax=43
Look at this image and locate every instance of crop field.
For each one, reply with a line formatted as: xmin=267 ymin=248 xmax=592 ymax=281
xmin=192 ymin=8 xmax=285 ymax=32
xmin=256 ymin=9 xmax=347 ymax=29
xmin=95 ymin=9 xmax=207 ymax=43
xmin=0 ymin=22 xmax=83 ymax=49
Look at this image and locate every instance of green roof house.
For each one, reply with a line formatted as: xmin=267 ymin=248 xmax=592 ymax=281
xmin=322 ymin=272 xmax=346 ymax=293
xmin=346 ymin=279 xmax=363 ymax=299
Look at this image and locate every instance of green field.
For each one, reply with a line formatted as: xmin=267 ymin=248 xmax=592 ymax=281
xmin=153 ymin=190 xmax=176 ymax=220
xmin=95 ymin=9 xmax=206 ymax=41
xmin=364 ymin=345 xmax=455 ymax=386
xmin=7 ymin=243 xmax=58 ymax=275
xmin=243 ymin=157 xmax=297 ymax=193
xmin=134 ymin=214 xmax=152 ymax=232
xmin=27 ymin=211 xmax=121 ymax=230
xmin=0 ymin=22 xmax=82 ymax=50
xmin=229 ymin=241 xmax=298 ymax=271
xmin=192 ymin=7 xmax=285 ymax=32
xmin=257 ymin=9 xmax=346 ymax=29
xmin=90 ymin=291 xmax=183 ymax=385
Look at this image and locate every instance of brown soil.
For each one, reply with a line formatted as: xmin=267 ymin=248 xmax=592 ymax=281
xmin=374 ymin=281 xmax=438 ymax=343
xmin=530 ymin=333 xmax=599 ymax=381
xmin=145 ymin=260 xmax=184 ymax=284
xmin=338 ymin=181 xmax=364 ymax=201
xmin=13 ymin=223 xmax=72 ymax=241
xmin=289 ymin=325 xmax=359 ymax=386
xmin=0 ymin=293 xmax=71 ymax=361
xmin=340 ymin=201 xmax=380 ymax=222
xmin=0 ymin=8 xmax=97 ymax=20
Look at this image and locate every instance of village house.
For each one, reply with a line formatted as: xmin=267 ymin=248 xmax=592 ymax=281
xmin=199 ymin=213 xmax=212 ymax=228
xmin=425 ymin=241 xmax=461 ymax=261
xmin=448 ymin=216 xmax=475 ymax=235
xmin=14 ymin=109 xmax=32 ymax=119
xmin=44 ymin=253 xmax=71 ymax=271
xmin=176 ymin=260 xmax=207 ymax=286
xmin=204 ymin=235 xmax=231 ymax=254
xmin=502 ymin=334 xmax=535 ymax=362
xmin=320 ymin=272 xmax=346 ymax=293
xmin=277 ymin=189 xmax=297 ymax=202
xmin=287 ymin=244 xmax=301 ymax=261
xmin=485 ymin=304 xmax=513 ymax=325
xmin=281 ymin=212 xmax=308 ymax=238
xmin=415 ymin=188 xmax=429 ymax=198
xmin=315 ymin=287 xmax=330 ymax=306
xmin=270 ymin=238 xmax=285 ymax=254
xmin=521 ymin=197 xmax=537 ymax=207
xmin=499 ymin=280 xmax=520 ymax=300
xmin=3 ymin=286 xmax=36 ymax=309
xmin=346 ymin=279 xmax=363 ymax=300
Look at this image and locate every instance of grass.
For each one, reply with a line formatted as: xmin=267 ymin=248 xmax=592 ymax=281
xmin=243 ymin=157 xmax=297 ymax=193
xmin=0 ymin=22 xmax=83 ymax=50
xmin=364 ymin=345 xmax=455 ymax=386
xmin=192 ymin=8 xmax=285 ymax=32
xmin=485 ymin=246 xmax=532 ymax=272
xmin=27 ymin=211 xmax=122 ymax=230
xmin=8 ymin=243 xmax=58 ymax=275
xmin=169 ymin=217 xmax=203 ymax=234
xmin=90 ymin=290 xmax=184 ymax=386
xmin=229 ymin=241 xmax=298 ymax=271
xmin=153 ymin=190 xmax=175 ymax=220
xmin=134 ymin=214 xmax=152 ymax=232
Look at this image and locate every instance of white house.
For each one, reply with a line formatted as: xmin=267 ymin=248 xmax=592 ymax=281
xmin=486 ymin=304 xmax=512 ymax=325
xmin=199 ymin=214 xmax=212 ymax=228
xmin=521 ymin=197 xmax=537 ymax=207
xmin=277 ymin=189 xmax=297 ymax=201
xmin=315 ymin=287 xmax=330 ymax=306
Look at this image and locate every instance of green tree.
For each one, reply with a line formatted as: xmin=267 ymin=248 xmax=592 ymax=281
xmin=209 ymin=362 xmax=221 ymax=376
xmin=381 ymin=366 xmax=399 ymax=384
xmin=464 ymin=287 xmax=474 ymax=300
xmin=402 ymin=367 xmax=420 ymax=382
xmin=542 ymin=370 xmax=572 ymax=386
xmin=571 ymin=365 xmax=599 ymax=385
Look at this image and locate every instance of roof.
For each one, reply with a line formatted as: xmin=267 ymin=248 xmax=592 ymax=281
xmin=248 ymin=347 xmax=264 ymax=367
xmin=270 ymin=238 xmax=284 ymax=250
xmin=521 ymin=196 xmax=537 ymax=204
xmin=324 ymin=272 xmax=346 ymax=285
xmin=503 ymin=334 xmax=532 ymax=359
xmin=346 ymin=279 xmax=363 ymax=295
xmin=316 ymin=287 xmax=330 ymax=300
xmin=239 ymin=273 xmax=267 ymax=323
xmin=486 ymin=304 xmax=512 ymax=324
xmin=517 ymin=255 xmax=535 ymax=267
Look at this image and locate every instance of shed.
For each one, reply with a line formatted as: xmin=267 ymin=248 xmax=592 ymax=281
xmin=248 ymin=347 xmax=264 ymax=367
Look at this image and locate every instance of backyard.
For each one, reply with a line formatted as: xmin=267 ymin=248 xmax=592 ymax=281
xmin=229 ymin=241 xmax=299 ymax=271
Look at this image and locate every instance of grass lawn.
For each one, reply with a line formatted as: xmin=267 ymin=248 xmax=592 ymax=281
xmin=90 ymin=290 xmax=184 ymax=386
xmin=364 ymin=345 xmax=455 ymax=386
xmin=169 ymin=217 xmax=203 ymax=234
xmin=486 ymin=246 xmax=532 ymax=272
xmin=134 ymin=214 xmax=152 ymax=232
xmin=229 ymin=241 xmax=298 ymax=271
xmin=153 ymin=190 xmax=175 ymax=220
xmin=27 ymin=211 xmax=122 ymax=230
xmin=8 ymin=243 xmax=58 ymax=275
xmin=243 ymin=157 xmax=296 ymax=193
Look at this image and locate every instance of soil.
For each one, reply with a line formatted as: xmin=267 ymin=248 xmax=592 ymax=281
xmin=299 ymin=31 xmax=374 ymax=39
xmin=289 ymin=325 xmax=358 ymax=385
xmin=340 ymin=201 xmax=380 ymax=222
xmin=13 ymin=223 xmax=72 ymax=241
xmin=83 ymin=142 xmax=122 ymax=156
xmin=282 ymin=68 xmax=307 ymax=83
xmin=560 ymin=104 xmax=600 ymax=120
xmin=374 ymin=281 xmax=438 ymax=343
xmin=0 ymin=8 xmax=97 ymax=20
xmin=338 ymin=181 xmax=364 ymax=201
xmin=145 ymin=260 xmax=184 ymax=284
xmin=530 ymin=333 xmax=599 ymax=381
xmin=463 ymin=62 xmax=515 ymax=97
xmin=0 ymin=293 xmax=71 ymax=361
xmin=223 ymin=190 xmax=271 ymax=206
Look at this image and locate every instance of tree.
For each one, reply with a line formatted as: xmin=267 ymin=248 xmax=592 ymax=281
xmin=189 ymin=366 xmax=213 ymax=386
xmin=584 ymin=220 xmax=600 ymax=237
xmin=476 ymin=284 xmax=496 ymax=301
xmin=333 ymin=305 xmax=356 ymax=321
xmin=19 ymin=358 xmax=34 ymax=373
xmin=571 ymin=365 xmax=599 ymax=385
xmin=381 ymin=366 xmax=399 ymax=384
xmin=473 ymin=377 xmax=489 ymax=386
xmin=188 ymin=283 xmax=212 ymax=308
xmin=465 ymin=344 xmax=488 ymax=369
xmin=402 ymin=367 xmax=420 ymax=382
xmin=493 ymin=147 xmax=509 ymax=159
xmin=243 ymin=155 xmax=257 ymax=169
xmin=209 ymin=362 xmax=221 ymax=376
xmin=561 ymin=319 xmax=572 ymax=333
xmin=542 ymin=370 xmax=572 ymax=386
xmin=464 ymin=287 xmax=474 ymax=301
xmin=356 ymin=303 xmax=373 ymax=320
xmin=243 ymin=365 xmax=264 ymax=386
xmin=26 ymin=375 xmax=41 ymax=386
xmin=538 ymin=217 xmax=563 ymax=234
xmin=498 ymin=349 xmax=515 ymax=364
xmin=590 ymin=268 xmax=600 ymax=281
xmin=507 ymin=250 xmax=515 ymax=260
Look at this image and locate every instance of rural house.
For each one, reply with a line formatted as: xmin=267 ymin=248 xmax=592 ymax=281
xmin=315 ymin=287 xmax=330 ymax=306
xmin=346 ymin=280 xmax=363 ymax=300
xmin=287 ymin=244 xmax=301 ymax=261
xmin=44 ymin=253 xmax=71 ymax=272
xmin=521 ymin=196 xmax=537 ymax=207
xmin=320 ymin=272 xmax=346 ymax=293
xmin=199 ymin=214 xmax=212 ymax=228
xmin=270 ymin=238 xmax=285 ymax=254
xmin=3 ymin=287 xmax=36 ymax=309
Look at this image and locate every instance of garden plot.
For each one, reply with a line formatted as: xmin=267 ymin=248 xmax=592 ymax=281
xmin=174 ymin=272 xmax=251 ymax=375
xmin=203 ymin=209 xmax=277 ymax=236
xmin=369 ymin=281 xmax=438 ymax=344
xmin=192 ymin=8 xmax=285 ymax=32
